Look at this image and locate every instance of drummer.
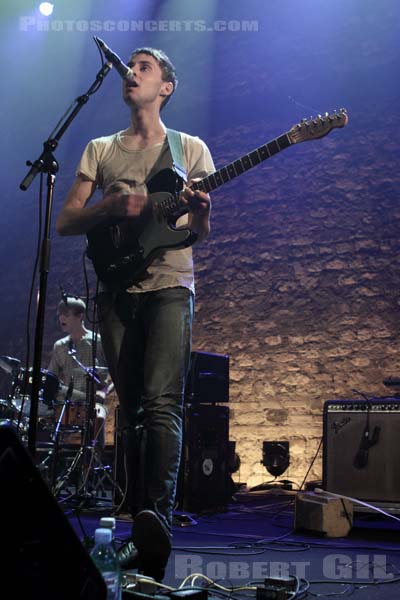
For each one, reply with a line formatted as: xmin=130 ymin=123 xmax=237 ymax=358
xmin=48 ymin=296 xmax=109 ymax=425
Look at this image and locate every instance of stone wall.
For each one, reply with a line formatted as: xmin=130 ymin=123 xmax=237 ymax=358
xmin=191 ymin=107 xmax=400 ymax=488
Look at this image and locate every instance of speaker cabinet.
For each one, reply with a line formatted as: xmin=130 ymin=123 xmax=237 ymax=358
xmin=180 ymin=404 xmax=230 ymax=512
xmin=185 ymin=351 xmax=229 ymax=404
xmin=0 ymin=424 xmax=106 ymax=599
xmin=323 ymin=398 xmax=400 ymax=504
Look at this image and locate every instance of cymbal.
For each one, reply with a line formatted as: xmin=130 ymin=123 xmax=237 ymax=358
xmin=0 ymin=355 xmax=21 ymax=374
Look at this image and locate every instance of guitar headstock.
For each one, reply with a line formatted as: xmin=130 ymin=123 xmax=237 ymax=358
xmin=288 ymin=108 xmax=349 ymax=144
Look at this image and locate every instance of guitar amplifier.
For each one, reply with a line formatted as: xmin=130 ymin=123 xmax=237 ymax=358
xmin=185 ymin=351 xmax=229 ymax=404
xmin=323 ymin=398 xmax=400 ymax=504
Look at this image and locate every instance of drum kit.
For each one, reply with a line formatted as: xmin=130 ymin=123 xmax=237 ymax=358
xmin=0 ymin=354 xmax=122 ymax=505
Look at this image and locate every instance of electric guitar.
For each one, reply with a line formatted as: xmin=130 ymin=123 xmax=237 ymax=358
xmin=86 ymin=109 xmax=348 ymax=290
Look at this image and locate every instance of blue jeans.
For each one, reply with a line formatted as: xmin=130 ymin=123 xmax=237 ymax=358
xmin=97 ymin=287 xmax=194 ymax=532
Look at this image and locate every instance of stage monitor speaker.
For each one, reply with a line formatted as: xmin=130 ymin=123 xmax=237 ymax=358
xmin=0 ymin=424 xmax=106 ymax=599
xmin=180 ymin=404 xmax=230 ymax=512
xmin=185 ymin=351 xmax=229 ymax=404
xmin=323 ymin=398 xmax=400 ymax=504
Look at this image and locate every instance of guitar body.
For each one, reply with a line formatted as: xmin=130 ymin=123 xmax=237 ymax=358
xmin=86 ymin=168 xmax=197 ymax=290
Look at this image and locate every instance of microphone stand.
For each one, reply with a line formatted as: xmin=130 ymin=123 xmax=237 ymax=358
xmin=53 ymin=350 xmax=122 ymax=504
xmin=19 ymin=61 xmax=112 ymax=458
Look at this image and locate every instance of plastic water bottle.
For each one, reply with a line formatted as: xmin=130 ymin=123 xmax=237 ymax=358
xmin=91 ymin=527 xmax=121 ymax=600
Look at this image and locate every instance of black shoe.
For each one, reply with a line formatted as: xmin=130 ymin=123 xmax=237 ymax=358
xmin=133 ymin=510 xmax=172 ymax=582
xmin=117 ymin=540 xmax=139 ymax=570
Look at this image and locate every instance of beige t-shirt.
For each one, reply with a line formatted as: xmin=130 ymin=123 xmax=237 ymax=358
xmin=48 ymin=331 xmax=106 ymax=393
xmin=77 ymin=131 xmax=214 ymax=293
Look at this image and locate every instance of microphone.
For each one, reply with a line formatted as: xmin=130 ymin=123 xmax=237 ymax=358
xmin=353 ymin=424 xmax=380 ymax=469
xmin=59 ymin=284 xmax=69 ymax=308
xmin=94 ymin=37 xmax=134 ymax=82
xmin=68 ymin=339 xmax=76 ymax=356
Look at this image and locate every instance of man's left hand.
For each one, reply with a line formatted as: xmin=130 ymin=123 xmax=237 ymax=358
xmin=180 ymin=179 xmax=211 ymax=215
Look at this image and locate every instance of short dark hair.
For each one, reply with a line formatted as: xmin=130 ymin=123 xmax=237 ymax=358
xmin=57 ymin=297 xmax=86 ymax=317
xmin=129 ymin=47 xmax=178 ymax=109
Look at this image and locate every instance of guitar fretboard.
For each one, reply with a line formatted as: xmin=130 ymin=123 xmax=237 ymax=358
xmin=191 ymin=133 xmax=292 ymax=194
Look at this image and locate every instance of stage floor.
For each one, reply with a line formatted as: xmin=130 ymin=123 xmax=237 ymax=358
xmin=66 ymin=490 xmax=400 ymax=600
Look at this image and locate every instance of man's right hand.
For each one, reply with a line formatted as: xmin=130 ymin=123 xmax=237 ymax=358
xmin=103 ymin=192 xmax=148 ymax=218
xmin=56 ymin=175 xmax=148 ymax=236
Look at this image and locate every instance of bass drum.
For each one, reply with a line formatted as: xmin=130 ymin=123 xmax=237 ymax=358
xmin=54 ymin=401 xmax=87 ymax=428
xmin=54 ymin=402 xmax=108 ymax=446
xmin=54 ymin=401 xmax=107 ymax=428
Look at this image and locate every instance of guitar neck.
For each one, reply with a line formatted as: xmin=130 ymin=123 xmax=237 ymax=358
xmin=191 ymin=132 xmax=292 ymax=194
xmin=173 ymin=109 xmax=348 ymax=201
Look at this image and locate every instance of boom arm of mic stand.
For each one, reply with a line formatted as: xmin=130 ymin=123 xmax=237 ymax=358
xmin=68 ymin=349 xmax=102 ymax=386
xmin=20 ymin=62 xmax=112 ymax=191
xmin=20 ymin=61 xmax=112 ymax=458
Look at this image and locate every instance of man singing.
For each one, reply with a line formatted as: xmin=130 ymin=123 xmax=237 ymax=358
xmin=56 ymin=47 xmax=214 ymax=581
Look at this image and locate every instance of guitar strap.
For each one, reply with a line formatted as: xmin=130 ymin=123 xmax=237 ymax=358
xmin=166 ymin=128 xmax=188 ymax=184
